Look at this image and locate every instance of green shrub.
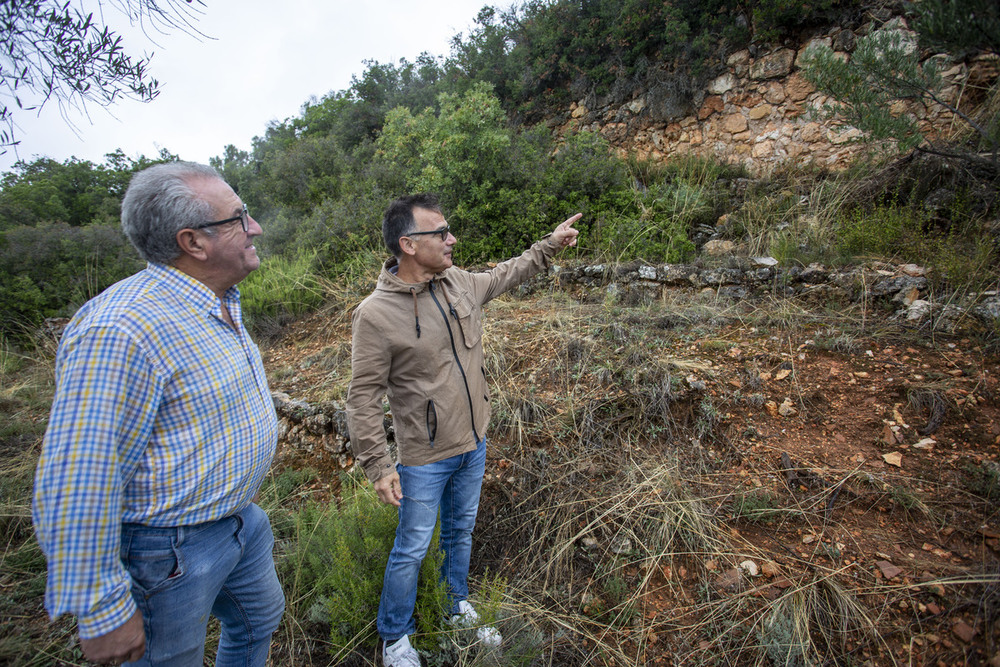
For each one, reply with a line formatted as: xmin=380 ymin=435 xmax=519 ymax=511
xmin=923 ymin=222 xmax=999 ymax=292
xmin=0 ymin=334 xmax=22 ymax=375
xmin=0 ymin=222 xmax=143 ymax=337
xmin=590 ymin=157 xmax=724 ymax=263
xmin=240 ymin=250 xmax=327 ymax=332
xmin=731 ymin=489 xmax=782 ymax=524
xmin=962 ymin=461 xmax=1000 ymax=503
xmin=836 ymin=202 xmax=924 ymax=258
xmin=279 ymin=472 xmax=449 ymax=662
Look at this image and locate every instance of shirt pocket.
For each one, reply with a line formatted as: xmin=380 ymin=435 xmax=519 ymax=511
xmin=450 ymin=293 xmax=482 ymax=349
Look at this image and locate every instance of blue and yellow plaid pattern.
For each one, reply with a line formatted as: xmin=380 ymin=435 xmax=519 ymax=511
xmin=33 ymin=263 xmax=278 ymax=639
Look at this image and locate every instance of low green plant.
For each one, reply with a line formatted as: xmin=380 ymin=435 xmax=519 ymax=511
xmin=759 ymin=576 xmax=877 ymax=667
xmin=695 ymin=397 xmax=721 ymax=441
xmin=836 ymin=201 xmax=924 ymax=259
xmin=588 ymin=558 xmax=639 ymax=628
xmin=278 ymin=472 xmax=449 ymax=663
xmin=925 ymin=223 xmax=999 ymax=292
xmin=240 ymin=250 xmax=328 ymax=334
xmin=888 ymin=484 xmax=929 ymax=514
xmin=731 ymin=489 xmax=782 ymax=524
xmin=0 ymin=436 xmax=80 ymax=665
xmin=962 ymin=461 xmax=1000 ymax=503
xmin=0 ymin=334 xmax=23 ymax=375
xmin=257 ymin=467 xmax=321 ymax=541
xmin=814 ymin=327 xmax=863 ymax=355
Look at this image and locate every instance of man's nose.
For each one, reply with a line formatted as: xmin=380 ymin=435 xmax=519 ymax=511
xmin=247 ymin=215 xmax=263 ymax=235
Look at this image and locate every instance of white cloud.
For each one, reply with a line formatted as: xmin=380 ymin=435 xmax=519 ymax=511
xmin=1 ymin=0 xmax=490 ymax=172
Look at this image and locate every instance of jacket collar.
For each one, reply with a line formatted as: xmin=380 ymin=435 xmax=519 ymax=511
xmin=377 ymin=256 xmax=448 ymax=294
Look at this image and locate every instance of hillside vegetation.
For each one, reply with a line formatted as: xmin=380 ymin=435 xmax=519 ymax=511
xmin=1 ymin=0 xmax=999 ymax=664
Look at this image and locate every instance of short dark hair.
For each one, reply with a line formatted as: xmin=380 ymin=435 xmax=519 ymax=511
xmin=382 ymin=194 xmax=442 ymax=257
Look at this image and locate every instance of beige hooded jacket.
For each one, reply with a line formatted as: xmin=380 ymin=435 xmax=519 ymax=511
xmin=347 ymin=238 xmax=559 ymax=483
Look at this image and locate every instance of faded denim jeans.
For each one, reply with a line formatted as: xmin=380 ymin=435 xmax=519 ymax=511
xmin=120 ymin=503 xmax=285 ymax=666
xmin=377 ymin=438 xmax=487 ymax=641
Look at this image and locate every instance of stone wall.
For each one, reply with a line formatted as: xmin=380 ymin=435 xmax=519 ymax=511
xmin=556 ymin=18 xmax=999 ymax=173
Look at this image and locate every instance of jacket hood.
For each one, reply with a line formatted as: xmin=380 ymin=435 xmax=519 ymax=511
xmin=375 ymin=256 xmax=456 ymax=340
xmin=376 ymin=256 xmax=449 ymax=295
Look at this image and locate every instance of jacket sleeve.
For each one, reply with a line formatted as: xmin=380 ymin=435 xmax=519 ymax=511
xmin=345 ymin=305 xmax=396 ymax=483
xmin=472 ymin=238 xmax=560 ymax=304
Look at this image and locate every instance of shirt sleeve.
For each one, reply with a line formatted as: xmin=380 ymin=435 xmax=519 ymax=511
xmin=32 ymin=324 xmax=163 ymax=639
xmin=345 ymin=307 xmax=396 ymax=483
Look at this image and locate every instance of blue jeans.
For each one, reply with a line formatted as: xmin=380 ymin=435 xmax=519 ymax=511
xmin=377 ymin=438 xmax=487 ymax=641
xmin=119 ymin=503 xmax=285 ymax=666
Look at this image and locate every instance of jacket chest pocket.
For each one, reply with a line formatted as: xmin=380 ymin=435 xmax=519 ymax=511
xmin=450 ymin=293 xmax=482 ymax=349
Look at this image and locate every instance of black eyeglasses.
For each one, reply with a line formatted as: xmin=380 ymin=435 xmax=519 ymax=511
xmin=194 ymin=204 xmax=250 ymax=232
xmin=405 ymin=225 xmax=450 ymax=242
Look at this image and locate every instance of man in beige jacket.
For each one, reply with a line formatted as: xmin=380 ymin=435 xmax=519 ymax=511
xmin=347 ymin=193 xmax=580 ymax=667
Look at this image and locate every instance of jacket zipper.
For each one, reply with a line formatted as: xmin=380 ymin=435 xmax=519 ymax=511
xmin=429 ymin=281 xmax=481 ymax=443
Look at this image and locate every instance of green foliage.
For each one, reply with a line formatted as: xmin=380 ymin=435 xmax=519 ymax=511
xmin=800 ymin=27 xmax=936 ymax=153
xmin=447 ymin=0 xmax=863 ymax=122
xmin=836 ymin=200 xmax=923 ymax=257
xmin=585 ymin=558 xmax=639 ymax=628
xmin=731 ymin=489 xmax=782 ymax=523
xmin=0 ymin=151 xmax=167 ymax=229
xmin=376 ymin=82 xmax=511 ymax=196
xmin=458 ymin=0 xmax=737 ymax=119
xmin=239 ymin=251 xmax=327 ymax=334
xmin=0 ymin=221 xmax=143 ymax=337
xmin=0 ymin=151 xmax=175 ymax=338
xmin=910 ymin=0 xmax=1000 ymax=58
xmin=0 ymin=1 xmax=187 ymax=148
xmin=759 ymin=576 xmax=876 ymax=666
xmin=375 ymin=84 xmax=642 ymax=263
xmin=834 ymin=192 xmax=999 ymax=291
xmin=0 ymin=334 xmax=23 ymax=376
xmin=751 ymin=0 xmax=859 ymax=43
xmin=589 ymin=156 xmax=736 ymax=263
xmin=962 ymin=461 xmax=1000 ymax=502
xmin=279 ymin=473 xmax=449 ymax=661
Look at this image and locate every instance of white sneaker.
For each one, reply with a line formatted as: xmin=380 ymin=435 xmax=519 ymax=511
xmin=449 ymin=600 xmax=502 ymax=647
xmin=382 ymin=635 xmax=421 ymax=667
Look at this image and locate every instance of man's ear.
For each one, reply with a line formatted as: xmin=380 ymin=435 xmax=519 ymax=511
xmin=176 ymin=228 xmax=210 ymax=261
xmin=399 ymin=236 xmax=417 ymax=257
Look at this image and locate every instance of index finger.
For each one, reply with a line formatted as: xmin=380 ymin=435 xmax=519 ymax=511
xmin=560 ymin=213 xmax=583 ymax=229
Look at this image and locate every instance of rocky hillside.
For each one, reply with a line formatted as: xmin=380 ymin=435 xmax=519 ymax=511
xmin=555 ymin=15 xmax=999 ymax=173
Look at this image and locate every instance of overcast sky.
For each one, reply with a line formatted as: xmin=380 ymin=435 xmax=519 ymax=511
xmin=0 ymin=0 xmax=493 ymax=173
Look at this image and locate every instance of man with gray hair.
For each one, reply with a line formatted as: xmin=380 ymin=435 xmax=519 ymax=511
xmin=33 ymin=162 xmax=284 ymax=665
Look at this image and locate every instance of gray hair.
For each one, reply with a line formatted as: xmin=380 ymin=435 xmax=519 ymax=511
xmin=121 ymin=161 xmax=224 ymax=264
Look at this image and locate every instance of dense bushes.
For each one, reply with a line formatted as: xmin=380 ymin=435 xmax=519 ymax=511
xmin=0 ymin=222 xmax=143 ymax=333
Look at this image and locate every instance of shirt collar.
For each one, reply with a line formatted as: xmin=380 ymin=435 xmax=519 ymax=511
xmin=147 ymin=263 xmax=241 ymax=314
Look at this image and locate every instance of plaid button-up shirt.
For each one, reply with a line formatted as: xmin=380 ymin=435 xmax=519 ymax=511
xmin=33 ymin=263 xmax=278 ymax=639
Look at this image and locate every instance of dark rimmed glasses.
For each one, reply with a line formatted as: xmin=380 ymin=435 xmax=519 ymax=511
xmin=405 ymin=224 xmax=450 ymax=242
xmin=194 ymin=203 xmax=250 ymax=232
